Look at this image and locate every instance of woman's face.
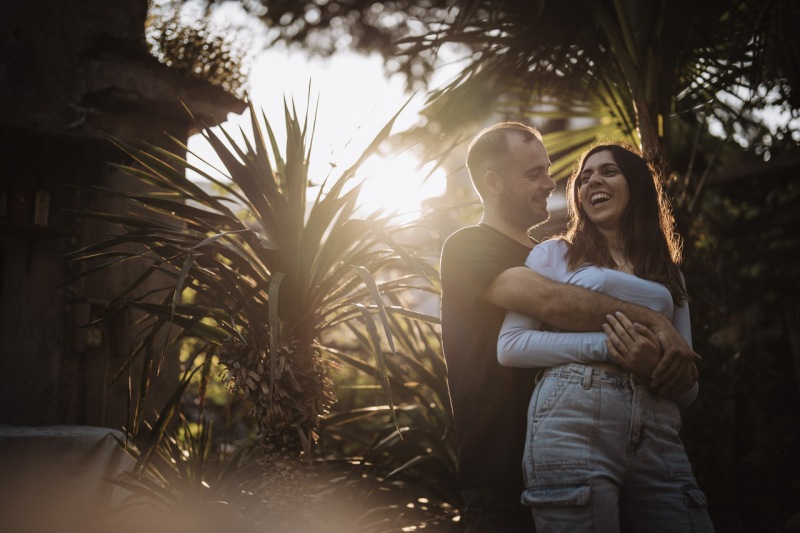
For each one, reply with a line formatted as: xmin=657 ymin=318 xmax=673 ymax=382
xmin=577 ymin=150 xmax=630 ymax=232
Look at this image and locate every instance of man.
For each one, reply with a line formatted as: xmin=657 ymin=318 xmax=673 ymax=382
xmin=439 ymin=122 xmax=698 ymax=531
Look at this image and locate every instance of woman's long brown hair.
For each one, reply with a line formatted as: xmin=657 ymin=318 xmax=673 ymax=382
xmin=563 ymin=144 xmax=688 ymax=305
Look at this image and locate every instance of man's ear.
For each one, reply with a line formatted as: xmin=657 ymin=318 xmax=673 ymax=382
xmin=483 ymin=170 xmax=503 ymax=195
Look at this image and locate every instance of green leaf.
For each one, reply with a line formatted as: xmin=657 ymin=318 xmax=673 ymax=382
xmin=268 ymin=272 xmax=286 ymax=402
xmin=134 ymin=360 xmax=209 ymax=475
xmin=353 ymin=303 xmax=399 ymax=434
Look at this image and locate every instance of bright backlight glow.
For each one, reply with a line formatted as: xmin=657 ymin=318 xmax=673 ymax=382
xmin=181 ymin=1 xmax=462 ymax=220
xmin=355 ymin=153 xmax=446 ymax=218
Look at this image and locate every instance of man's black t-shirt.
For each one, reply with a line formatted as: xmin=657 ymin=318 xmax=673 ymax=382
xmin=440 ymin=224 xmax=540 ymax=491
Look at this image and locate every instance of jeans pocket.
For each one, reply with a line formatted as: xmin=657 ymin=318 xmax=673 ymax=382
xmin=529 ymin=380 xmax=596 ymax=471
xmin=522 ymin=480 xmax=598 ymax=531
xmin=682 ymin=483 xmax=715 ymax=532
xmin=521 ymin=481 xmax=590 ymax=508
xmin=530 ymin=376 xmax=566 ymax=424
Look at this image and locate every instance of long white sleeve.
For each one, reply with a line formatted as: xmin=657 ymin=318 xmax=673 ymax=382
xmin=496 ymin=239 xmax=700 ymax=408
xmin=498 ymin=310 xmax=609 ymax=368
xmin=497 ymin=240 xmax=611 ymax=368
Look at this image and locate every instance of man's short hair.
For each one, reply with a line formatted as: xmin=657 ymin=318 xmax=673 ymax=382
xmin=466 ymin=122 xmax=543 ymax=198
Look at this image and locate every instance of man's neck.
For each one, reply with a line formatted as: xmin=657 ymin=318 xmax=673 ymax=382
xmin=480 ymin=213 xmax=534 ymax=248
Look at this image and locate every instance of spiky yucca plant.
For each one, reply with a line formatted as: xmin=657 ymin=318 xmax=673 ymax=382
xmin=318 ymin=291 xmax=462 ymax=530
xmin=70 ymin=98 xmax=439 ymax=481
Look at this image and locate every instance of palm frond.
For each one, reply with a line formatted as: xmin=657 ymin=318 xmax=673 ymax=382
xmin=72 ymin=94 xmax=439 ymax=461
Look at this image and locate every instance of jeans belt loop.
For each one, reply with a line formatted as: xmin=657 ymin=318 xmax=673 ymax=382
xmin=583 ymin=365 xmax=593 ymax=390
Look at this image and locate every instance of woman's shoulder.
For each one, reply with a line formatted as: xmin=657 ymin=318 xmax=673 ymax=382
xmin=526 ymin=238 xmax=570 ymax=278
xmin=531 ymin=237 xmax=569 ymax=257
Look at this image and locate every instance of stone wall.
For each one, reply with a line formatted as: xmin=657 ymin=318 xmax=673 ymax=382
xmin=0 ymin=0 xmax=245 ymax=428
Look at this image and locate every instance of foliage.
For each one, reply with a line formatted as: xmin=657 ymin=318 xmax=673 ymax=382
xmin=102 ymin=279 xmax=461 ymax=531
xmin=205 ymin=0 xmax=461 ymax=91
xmin=68 ymin=97 xmax=439 ymax=469
xmin=191 ymin=0 xmax=799 ymax=178
xmin=404 ymin=0 xmax=798 ymax=181
xmin=679 ymin=156 xmax=800 ymax=533
xmin=306 ymin=304 xmax=463 ymax=531
xmin=107 ymin=414 xmax=270 ymax=531
xmin=105 ymin=395 xmax=461 ymax=533
xmin=319 ymin=290 xmax=457 ymax=499
xmin=146 ymin=0 xmax=251 ymax=97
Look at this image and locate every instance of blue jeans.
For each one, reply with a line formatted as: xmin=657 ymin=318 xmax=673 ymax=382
xmin=521 ymin=364 xmax=714 ymax=532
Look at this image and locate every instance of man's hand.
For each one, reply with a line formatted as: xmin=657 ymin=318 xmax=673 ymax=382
xmin=649 ymin=316 xmax=701 ymax=396
xmin=603 ymin=312 xmax=660 ymax=380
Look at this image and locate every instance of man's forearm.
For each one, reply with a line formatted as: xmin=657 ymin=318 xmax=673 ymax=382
xmin=486 ymin=266 xmax=667 ymax=332
xmin=487 ymin=266 xmax=698 ymax=395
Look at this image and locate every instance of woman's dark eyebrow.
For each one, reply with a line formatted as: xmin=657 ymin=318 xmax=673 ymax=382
xmin=581 ymin=163 xmax=619 ymax=175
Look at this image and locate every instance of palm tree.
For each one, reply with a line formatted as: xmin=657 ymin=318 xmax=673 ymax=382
xmin=408 ymin=0 xmax=798 ymax=194
xmin=69 ymin=98 xmax=440 ymax=474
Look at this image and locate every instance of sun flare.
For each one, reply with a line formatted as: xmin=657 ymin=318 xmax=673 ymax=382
xmin=354 ymin=153 xmax=445 ymax=218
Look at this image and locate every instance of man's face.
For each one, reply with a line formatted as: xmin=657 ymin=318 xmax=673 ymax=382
xmin=495 ymin=136 xmax=555 ymax=231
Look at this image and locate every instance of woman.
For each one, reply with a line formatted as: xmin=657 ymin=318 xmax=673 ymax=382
xmin=497 ymin=144 xmax=714 ymax=531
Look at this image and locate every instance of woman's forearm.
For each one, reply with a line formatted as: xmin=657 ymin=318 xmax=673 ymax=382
xmin=497 ymin=310 xmax=609 ymax=368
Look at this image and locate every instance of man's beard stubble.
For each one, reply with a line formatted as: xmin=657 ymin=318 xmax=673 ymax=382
xmin=499 ymin=192 xmax=550 ymax=233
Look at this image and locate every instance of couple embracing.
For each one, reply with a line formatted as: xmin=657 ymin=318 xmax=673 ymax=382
xmin=440 ymin=122 xmax=714 ymax=532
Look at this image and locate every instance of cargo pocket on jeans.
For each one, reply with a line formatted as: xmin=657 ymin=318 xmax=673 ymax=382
xmin=682 ymin=484 xmax=714 ymax=532
xmin=521 ymin=482 xmax=590 ymax=508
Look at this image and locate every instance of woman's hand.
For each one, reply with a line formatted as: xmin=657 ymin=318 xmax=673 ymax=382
xmin=603 ymin=312 xmax=661 ymax=380
xmin=648 ymin=319 xmax=700 ymax=396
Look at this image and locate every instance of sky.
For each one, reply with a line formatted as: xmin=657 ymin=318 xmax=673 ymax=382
xmin=241 ymin=46 xmax=448 ymax=216
xmin=178 ymin=1 xmax=451 ymax=219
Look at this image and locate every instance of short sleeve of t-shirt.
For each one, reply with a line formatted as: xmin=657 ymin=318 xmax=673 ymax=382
xmin=441 ymin=225 xmax=531 ymax=308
